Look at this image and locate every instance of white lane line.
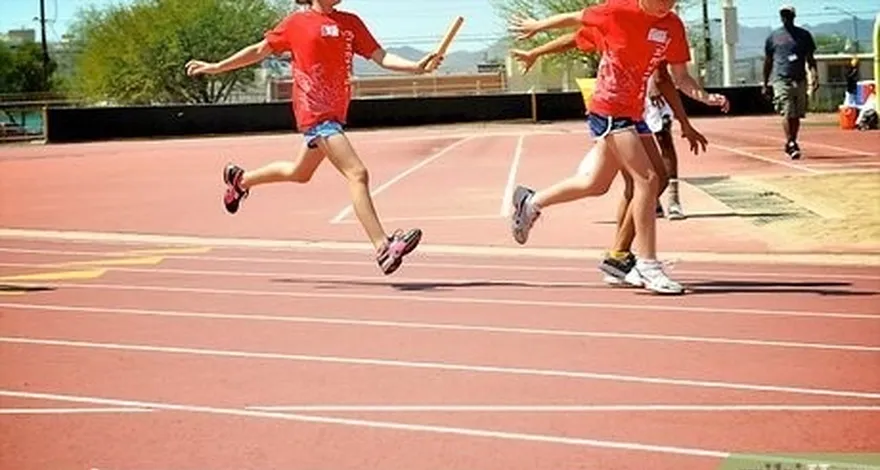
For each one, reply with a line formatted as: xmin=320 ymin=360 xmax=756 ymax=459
xmin=2 ymin=336 xmax=879 ymax=400
xmin=43 ymin=281 xmax=880 ymax=321
xmin=2 ymin=303 xmax=877 ymax=353
xmin=2 ymin=227 xmax=879 ymax=266
xmin=0 ymin=389 xmax=730 ymax=460
xmin=1 ymin=247 xmax=878 ymax=281
xmin=2 ymin=389 xmax=875 ymax=468
xmin=0 ymin=407 xmax=152 ymax=415
xmin=714 ymin=144 xmax=821 ymax=174
xmin=500 ymin=134 xmax=525 ymax=216
xmin=722 ymin=130 xmax=877 ymax=157
xmin=329 ymin=136 xmax=476 ymax=224
xmin=245 ymin=404 xmax=880 ymax=412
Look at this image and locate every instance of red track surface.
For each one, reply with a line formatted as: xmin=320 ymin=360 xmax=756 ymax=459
xmin=1 ymin=115 xmax=879 ymax=470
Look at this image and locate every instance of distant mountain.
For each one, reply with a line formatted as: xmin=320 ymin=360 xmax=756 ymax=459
xmin=353 ymin=45 xmax=502 ymax=76
xmin=704 ymin=17 xmax=875 ymax=58
xmin=351 ymin=17 xmax=874 ymax=77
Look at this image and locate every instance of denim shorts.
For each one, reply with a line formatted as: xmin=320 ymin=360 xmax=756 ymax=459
xmin=304 ymin=120 xmax=345 ymax=149
xmin=586 ymin=112 xmax=649 ymax=139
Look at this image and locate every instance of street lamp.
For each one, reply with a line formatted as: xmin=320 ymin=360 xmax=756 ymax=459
xmin=824 ymin=5 xmax=859 ymax=53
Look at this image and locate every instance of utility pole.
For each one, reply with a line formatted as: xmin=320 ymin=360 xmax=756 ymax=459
xmin=701 ymin=0 xmax=712 ymax=84
xmin=721 ymin=0 xmax=737 ymax=86
xmin=39 ymin=0 xmax=50 ymax=85
xmin=824 ymin=6 xmax=860 ymax=53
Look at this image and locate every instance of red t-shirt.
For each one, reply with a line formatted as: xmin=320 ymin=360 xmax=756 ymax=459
xmin=574 ymin=26 xmax=602 ymax=53
xmin=265 ymin=9 xmax=381 ymax=131
xmin=579 ymin=0 xmax=690 ymax=120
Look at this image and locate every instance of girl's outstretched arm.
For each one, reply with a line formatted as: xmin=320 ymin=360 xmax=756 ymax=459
xmin=370 ymin=49 xmax=441 ymax=74
xmin=186 ymin=40 xmax=273 ymax=76
xmin=509 ymin=32 xmax=578 ymax=74
xmin=508 ymin=11 xmax=583 ymax=40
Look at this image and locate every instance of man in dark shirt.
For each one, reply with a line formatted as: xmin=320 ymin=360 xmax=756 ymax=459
xmin=762 ymin=4 xmax=818 ymax=159
xmin=845 ymin=57 xmax=860 ymax=106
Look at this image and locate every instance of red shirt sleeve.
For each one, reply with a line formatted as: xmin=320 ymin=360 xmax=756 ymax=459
xmin=574 ymin=26 xmax=601 ymax=53
xmin=664 ymin=15 xmax=691 ymax=64
xmin=580 ymin=2 xmax=611 ymax=31
xmin=264 ymin=15 xmax=295 ymax=53
xmin=348 ymin=15 xmax=382 ymax=59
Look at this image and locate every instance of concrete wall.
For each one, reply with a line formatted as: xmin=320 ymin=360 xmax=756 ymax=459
xmin=45 ymin=86 xmax=773 ymax=144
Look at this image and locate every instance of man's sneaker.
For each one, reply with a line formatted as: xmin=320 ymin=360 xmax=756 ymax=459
xmin=656 ymin=201 xmax=665 ymax=218
xmin=602 ymin=269 xmax=644 ymax=288
xmin=598 ymin=251 xmax=636 ymax=280
xmin=376 ymin=228 xmax=422 ymax=275
xmin=785 ymin=141 xmax=801 ymax=160
xmin=511 ymin=185 xmax=540 ymax=245
xmin=631 ymin=258 xmax=685 ymax=295
xmin=223 ymin=163 xmax=249 ymax=214
xmin=666 ymin=201 xmax=685 ymax=220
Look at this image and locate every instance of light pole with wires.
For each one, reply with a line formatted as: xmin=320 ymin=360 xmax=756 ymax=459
xmin=824 ymin=5 xmax=859 ymax=53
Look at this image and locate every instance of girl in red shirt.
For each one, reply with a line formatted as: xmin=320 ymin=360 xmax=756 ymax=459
xmin=509 ymin=27 xmax=716 ymax=289
xmin=186 ymin=0 xmax=441 ymax=275
xmin=507 ymin=0 xmax=728 ymax=295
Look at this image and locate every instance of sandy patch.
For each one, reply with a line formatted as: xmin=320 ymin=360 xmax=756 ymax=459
xmin=743 ymin=171 xmax=880 ymax=252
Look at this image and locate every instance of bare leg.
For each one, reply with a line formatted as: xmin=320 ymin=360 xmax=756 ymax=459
xmin=654 ymin=127 xmax=684 ymax=219
xmin=612 ymin=172 xmax=634 ymax=255
xmin=240 ymin=146 xmax=326 ymax=189
xmin=655 ymin=130 xmax=677 ymax=195
xmin=510 ymin=140 xmax=620 ymax=245
xmin=605 ymin=130 xmax=660 ymax=261
xmin=604 ymin=129 xmax=682 ymax=294
xmin=222 ymin=145 xmax=325 ymax=215
xmin=612 ymin=135 xmax=667 ymax=254
xmin=530 ymin=141 xmax=620 ymax=209
xmin=314 ymin=134 xmax=388 ymax=249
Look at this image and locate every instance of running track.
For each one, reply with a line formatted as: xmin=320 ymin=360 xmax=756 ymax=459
xmin=1 ymin=115 xmax=879 ymax=470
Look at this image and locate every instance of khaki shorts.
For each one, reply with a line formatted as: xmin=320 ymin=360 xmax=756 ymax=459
xmin=773 ymin=78 xmax=808 ymax=119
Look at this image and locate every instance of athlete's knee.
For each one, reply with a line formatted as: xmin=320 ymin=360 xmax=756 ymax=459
xmin=633 ymin=167 xmax=660 ymax=195
xmin=289 ymin=169 xmax=313 ymax=183
xmin=345 ymin=165 xmax=369 ymax=186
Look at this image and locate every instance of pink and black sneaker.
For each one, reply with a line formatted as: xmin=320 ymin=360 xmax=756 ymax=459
xmin=376 ymin=228 xmax=422 ymax=275
xmin=223 ymin=163 xmax=249 ymax=214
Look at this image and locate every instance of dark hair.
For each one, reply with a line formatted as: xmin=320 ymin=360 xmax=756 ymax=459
xmin=295 ymin=0 xmax=311 ymax=4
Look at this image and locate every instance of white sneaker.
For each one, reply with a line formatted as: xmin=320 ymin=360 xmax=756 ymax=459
xmin=511 ymin=185 xmax=540 ymax=245
xmin=603 ymin=274 xmax=623 ymax=286
xmin=666 ymin=202 xmax=685 ymax=220
xmin=602 ymin=267 xmax=644 ymax=288
xmin=633 ymin=259 xmax=685 ymax=295
xmin=623 ymin=267 xmax=645 ymax=287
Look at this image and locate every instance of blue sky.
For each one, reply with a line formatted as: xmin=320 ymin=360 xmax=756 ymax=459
xmin=2 ymin=0 xmax=877 ymax=51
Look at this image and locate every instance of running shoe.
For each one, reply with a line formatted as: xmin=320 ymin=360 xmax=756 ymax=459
xmin=785 ymin=140 xmax=801 ymax=160
xmin=376 ymin=228 xmax=422 ymax=275
xmin=223 ymin=163 xmax=249 ymax=214
xmin=666 ymin=201 xmax=685 ymax=220
xmin=511 ymin=185 xmax=540 ymax=245
xmin=598 ymin=251 xmax=637 ymax=280
xmin=629 ymin=258 xmax=685 ymax=295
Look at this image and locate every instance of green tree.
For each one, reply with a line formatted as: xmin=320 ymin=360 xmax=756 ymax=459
xmin=0 ymin=40 xmax=57 ymax=95
xmin=491 ymin=0 xmax=602 ymax=77
xmin=813 ymin=33 xmax=850 ymax=54
xmin=67 ymin=0 xmax=288 ymax=105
